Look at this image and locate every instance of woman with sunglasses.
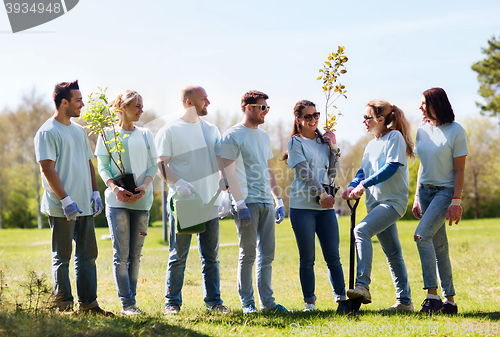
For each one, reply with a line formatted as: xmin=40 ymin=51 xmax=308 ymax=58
xmin=95 ymin=90 xmax=158 ymax=315
xmin=282 ymin=100 xmax=349 ymax=313
xmin=411 ymin=88 xmax=467 ymax=314
xmin=342 ymin=99 xmax=414 ymax=312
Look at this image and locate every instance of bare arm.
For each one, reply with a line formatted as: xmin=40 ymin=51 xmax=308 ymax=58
xmin=453 ymin=156 xmax=466 ymax=199
xmin=157 ymin=156 xmax=180 ymax=184
xmin=39 ymin=159 xmax=67 ymax=199
xmin=411 ymin=163 xmax=423 ymax=219
xmin=268 ymin=160 xmax=281 ymax=200
xmin=222 ymin=158 xmax=243 ymax=201
xmin=89 ymin=160 xmax=98 ymax=191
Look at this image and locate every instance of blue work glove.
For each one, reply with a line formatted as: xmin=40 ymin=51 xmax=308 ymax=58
xmin=91 ymin=190 xmax=104 ymax=217
xmin=275 ymin=198 xmax=285 ymax=224
xmin=236 ymin=199 xmax=251 ymax=227
xmin=218 ymin=191 xmax=232 ymax=219
xmin=175 ymin=179 xmax=195 ymax=198
xmin=60 ymin=196 xmax=83 ymax=221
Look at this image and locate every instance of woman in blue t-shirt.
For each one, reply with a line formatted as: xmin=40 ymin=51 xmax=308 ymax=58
xmin=283 ymin=100 xmax=348 ymax=313
xmin=412 ymin=87 xmax=467 ymax=315
xmin=342 ymin=99 xmax=414 ymax=312
xmin=95 ymin=90 xmax=158 ymax=316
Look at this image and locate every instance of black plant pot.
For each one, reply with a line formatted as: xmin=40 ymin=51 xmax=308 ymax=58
xmin=113 ymin=173 xmax=140 ymax=194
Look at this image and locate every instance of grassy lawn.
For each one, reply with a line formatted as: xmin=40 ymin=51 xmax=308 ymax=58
xmin=0 ymin=212 xmax=499 ymax=336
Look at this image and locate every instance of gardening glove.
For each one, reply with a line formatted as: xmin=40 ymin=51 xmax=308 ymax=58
xmin=91 ymin=190 xmax=103 ymax=217
xmin=236 ymin=199 xmax=251 ymax=227
xmin=274 ymin=198 xmax=285 ymax=224
xmin=412 ymin=195 xmax=422 ymax=219
xmin=322 ymin=130 xmax=337 ymax=148
xmin=175 ymin=179 xmax=195 ymax=198
xmin=319 ymin=193 xmax=334 ymax=209
xmin=446 ymin=198 xmax=462 ymax=226
xmin=60 ymin=196 xmax=83 ymax=221
xmin=342 ymin=186 xmax=354 ymax=200
xmin=349 ymin=183 xmax=365 ymax=199
xmin=218 ymin=191 xmax=232 ymax=219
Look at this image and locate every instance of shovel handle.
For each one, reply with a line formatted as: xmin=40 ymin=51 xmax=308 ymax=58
xmin=347 ymin=198 xmax=360 ymax=290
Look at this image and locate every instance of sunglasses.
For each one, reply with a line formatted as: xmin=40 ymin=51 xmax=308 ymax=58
xmin=249 ymin=104 xmax=270 ymax=111
xmin=299 ymin=112 xmax=320 ymax=122
xmin=363 ymin=115 xmax=374 ymax=121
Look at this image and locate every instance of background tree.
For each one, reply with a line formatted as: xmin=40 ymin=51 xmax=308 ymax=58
xmin=461 ymin=115 xmax=500 ymax=219
xmin=471 ymin=36 xmax=500 ymax=116
xmin=5 ymin=90 xmax=52 ymax=229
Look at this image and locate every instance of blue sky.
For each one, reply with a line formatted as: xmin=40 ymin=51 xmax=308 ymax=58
xmin=1 ymin=0 xmax=499 ymax=142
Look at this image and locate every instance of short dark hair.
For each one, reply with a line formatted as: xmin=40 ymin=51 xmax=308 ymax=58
xmin=241 ymin=90 xmax=269 ymax=112
xmin=53 ymin=80 xmax=79 ymax=108
xmin=423 ymin=87 xmax=454 ymax=125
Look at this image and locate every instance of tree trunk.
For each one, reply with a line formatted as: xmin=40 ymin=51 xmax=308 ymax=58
xmin=473 ymin=173 xmax=479 ymax=219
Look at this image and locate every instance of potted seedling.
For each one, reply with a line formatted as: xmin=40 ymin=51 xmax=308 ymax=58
xmin=316 ymin=46 xmax=348 ymax=193
xmin=81 ymin=88 xmax=138 ymax=194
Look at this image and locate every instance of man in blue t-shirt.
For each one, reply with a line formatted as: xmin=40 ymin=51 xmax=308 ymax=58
xmin=34 ymin=80 xmax=111 ymax=316
xmin=221 ymin=90 xmax=287 ymax=314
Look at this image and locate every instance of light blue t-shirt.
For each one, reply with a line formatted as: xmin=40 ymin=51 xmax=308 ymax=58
xmin=155 ymin=118 xmax=221 ymax=206
xmin=287 ymin=135 xmax=330 ymax=210
xmin=360 ymin=130 xmax=409 ymax=217
xmin=221 ymin=123 xmax=274 ymax=204
xmin=95 ymin=126 xmax=158 ymax=210
xmin=415 ymin=122 xmax=468 ymax=188
xmin=34 ymin=118 xmax=94 ymax=217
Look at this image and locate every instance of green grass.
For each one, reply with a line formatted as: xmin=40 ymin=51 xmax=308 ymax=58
xmin=0 ymin=214 xmax=500 ymax=336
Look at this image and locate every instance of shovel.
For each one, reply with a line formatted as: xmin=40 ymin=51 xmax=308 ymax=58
xmin=347 ymin=199 xmax=362 ymax=313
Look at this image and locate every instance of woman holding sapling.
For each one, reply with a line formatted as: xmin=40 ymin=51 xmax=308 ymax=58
xmin=95 ymin=90 xmax=158 ymax=315
xmin=283 ymin=99 xmax=349 ymax=313
xmin=412 ymin=87 xmax=467 ymax=315
xmin=342 ymin=99 xmax=414 ymax=312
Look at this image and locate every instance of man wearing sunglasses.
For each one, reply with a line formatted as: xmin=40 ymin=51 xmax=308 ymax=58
xmin=221 ymin=90 xmax=288 ymax=314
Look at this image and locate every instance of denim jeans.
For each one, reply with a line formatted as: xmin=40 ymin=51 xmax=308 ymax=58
xmin=235 ymin=203 xmax=276 ymax=310
xmin=354 ymin=204 xmax=412 ymax=305
xmin=415 ymin=184 xmax=455 ymax=297
xmin=48 ymin=216 xmax=98 ymax=310
xmin=290 ymin=208 xmax=346 ymax=303
xmin=106 ymin=207 xmax=149 ymax=309
xmin=165 ymin=212 xmax=222 ymax=308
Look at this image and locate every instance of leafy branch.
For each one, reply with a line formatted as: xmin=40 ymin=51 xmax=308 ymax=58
xmin=317 ymin=46 xmax=348 ymax=131
xmin=80 ymin=88 xmax=128 ymax=178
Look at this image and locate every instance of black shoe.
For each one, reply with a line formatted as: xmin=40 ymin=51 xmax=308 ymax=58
xmin=420 ymin=298 xmax=443 ymax=314
xmin=336 ymin=300 xmax=351 ymax=314
xmin=79 ymin=306 xmax=114 ymax=317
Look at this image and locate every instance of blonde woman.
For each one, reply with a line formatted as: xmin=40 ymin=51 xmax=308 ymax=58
xmin=95 ymin=90 xmax=158 ymax=315
xmin=343 ymin=99 xmax=414 ymax=312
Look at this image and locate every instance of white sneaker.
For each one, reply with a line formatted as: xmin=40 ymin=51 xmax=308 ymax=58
xmin=380 ymin=302 xmax=414 ymax=312
xmin=243 ymin=304 xmax=258 ymax=314
xmin=347 ymin=285 xmax=372 ymax=304
xmin=122 ymin=305 xmax=143 ymax=315
xmin=303 ymin=303 xmax=316 ymax=312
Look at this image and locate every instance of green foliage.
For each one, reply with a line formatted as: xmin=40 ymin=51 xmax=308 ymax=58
xmin=317 ymin=46 xmax=348 ymax=131
xmin=19 ymin=270 xmax=52 ymax=314
xmin=471 ymin=36 xmax=500 ymax=116
xmin=80 ymin=88 xmax=128 ymax=177
xmin=1 ymin=219 xmax=500 ymax=335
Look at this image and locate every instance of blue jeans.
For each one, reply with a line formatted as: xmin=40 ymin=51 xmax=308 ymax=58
xmin=165 ymin=212 xmax=222 ymax=308
xmin=106 ymin=207 xmax=149 ymax=309
xmin=48 ymin=216 xmax=98 ymax=310
xmin=235 ymin=203 xmax=276 ymax=310
xmin=290 ymin=208 xmax=346 ymax=303
xmin=415 ymin=184 xmax=455 ymax=297
xmin=354 ymin=204 xmax=412 ymax=305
